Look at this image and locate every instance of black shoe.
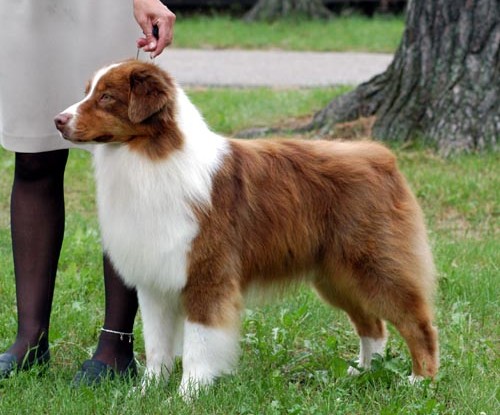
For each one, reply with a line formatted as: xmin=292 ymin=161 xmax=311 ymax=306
xmin=72 ymin=357 xmax=138 ymax=387
xmin=0 ymin=348 xmax=50 ymax=379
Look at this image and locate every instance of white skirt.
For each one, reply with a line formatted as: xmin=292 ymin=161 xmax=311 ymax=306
xmin=0 ymin=0 xmax=140 ymax=152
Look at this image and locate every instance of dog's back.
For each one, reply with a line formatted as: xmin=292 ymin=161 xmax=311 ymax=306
xmin=195 ymin=138 xmax=432 ymax=288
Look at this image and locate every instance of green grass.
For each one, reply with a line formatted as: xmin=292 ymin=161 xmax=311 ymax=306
xmin=173 ymin=14 xmax=405 ymax=53
xmin=0 ymin=88 xmax=498 ymax=414
xmin=187 ymin=86 xmax=350 ymax=133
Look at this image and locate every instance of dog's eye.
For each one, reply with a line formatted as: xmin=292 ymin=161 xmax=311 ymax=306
xmin=99 ymin=93 xmax=113 ymax=103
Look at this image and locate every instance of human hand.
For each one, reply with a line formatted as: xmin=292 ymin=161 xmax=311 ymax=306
xmin=133 ymin=0 xmax=176 ymax=58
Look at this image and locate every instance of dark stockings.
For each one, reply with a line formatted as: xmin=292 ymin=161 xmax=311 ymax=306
xmin=7 ymin=150 xmax=138 ymax=371
xmin=92 ymin=255 xmax=138 ymax=370
xmin=8 ymin=150 xmax=68 ymax=361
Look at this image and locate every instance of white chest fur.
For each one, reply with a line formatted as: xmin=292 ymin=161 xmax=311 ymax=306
xmin=93 ymin=116 xmax=228 ymax=294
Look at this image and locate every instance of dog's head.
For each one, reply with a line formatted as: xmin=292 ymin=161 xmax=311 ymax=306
xmin=55 ymin=60 xmax=182 ymax=157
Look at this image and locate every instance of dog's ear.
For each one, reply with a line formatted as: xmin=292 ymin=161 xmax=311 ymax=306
xmin=128 ymin=68 xmax=170 ymax=123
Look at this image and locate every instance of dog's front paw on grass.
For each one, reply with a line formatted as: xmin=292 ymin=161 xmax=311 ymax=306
xmin=178 ymin=376 xmax=209 ymax=402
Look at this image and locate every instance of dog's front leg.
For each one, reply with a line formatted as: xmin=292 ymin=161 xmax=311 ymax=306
xmin=179 ymin=320 xmax=240 ymax=400
xmin=137 ymin=287 xmax=182 ymax=390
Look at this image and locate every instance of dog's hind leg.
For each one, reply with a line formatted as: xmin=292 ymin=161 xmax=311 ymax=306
xmin=137 ymin=287 xmax=182 ymax=387
xmin=387 ymin=302 xmax=439 ymax=380
xmin=356 ymin=259 xmax=439 ymax=380
xmin=345 ymin=312 xmax=387 ymax=375
xmin=331 ymin=260 xmax=438 ymax=380
xmin=313 ymin=275 xmax=388 ymax=375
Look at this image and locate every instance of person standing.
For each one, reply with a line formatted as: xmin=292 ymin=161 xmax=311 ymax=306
xmin=0 ymin=0 xmax=175 ymax=384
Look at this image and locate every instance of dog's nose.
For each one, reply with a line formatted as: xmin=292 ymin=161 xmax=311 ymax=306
xmin=54 ymin=113 xmax=72 ymax=131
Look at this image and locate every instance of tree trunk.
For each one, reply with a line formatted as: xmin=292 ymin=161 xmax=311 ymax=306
xmin=245 ymin=0 xmax=332 ymax=21
xmin=311 ymin=0 xmax=499 ymax=154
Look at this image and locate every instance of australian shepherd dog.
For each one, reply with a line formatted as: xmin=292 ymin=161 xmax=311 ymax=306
xmin=55 ymin=60 xmax=438 ymax=398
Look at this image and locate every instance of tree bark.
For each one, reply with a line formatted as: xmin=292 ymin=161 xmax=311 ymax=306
xmin=310 ymin=0 xmax=499 ymax=154
xmin=245 ymin=0 xmax=332 ymax=21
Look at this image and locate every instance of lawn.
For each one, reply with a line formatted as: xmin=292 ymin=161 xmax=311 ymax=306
xmin=0 ymin=86 xmax=498 ymax=414
xmin=0 ymin=9 xmax=497 ymax=415
xmin=173 ymin=14 xmax=405 ymax=53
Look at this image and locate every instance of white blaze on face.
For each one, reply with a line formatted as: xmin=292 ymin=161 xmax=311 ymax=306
xmin=62 ymin=63 xmax=122 ymax=126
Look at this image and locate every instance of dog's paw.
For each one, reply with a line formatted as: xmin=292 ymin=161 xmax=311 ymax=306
xmin=178 ymin=379 xmax=201 ymax=403
xmin=126 ymin=386 xmax=143 ymax=399
xmin=408 ymin=374 xmax=424 ymax=385
xmin=140 ymin=381 xmax=148 ymax=396
xmin=347 ymin=365 xmax=361 ymax=376
xmin=178 ymin=374 xmax=214 ymax=402
xmin=347 ymin=359 xmax=367 ymax=376
xmin=140 ymin=368 xmax=166 ymax=395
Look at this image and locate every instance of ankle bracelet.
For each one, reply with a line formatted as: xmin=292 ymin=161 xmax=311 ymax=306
xmin=101 ymin=328 xmax=134 ymax=343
